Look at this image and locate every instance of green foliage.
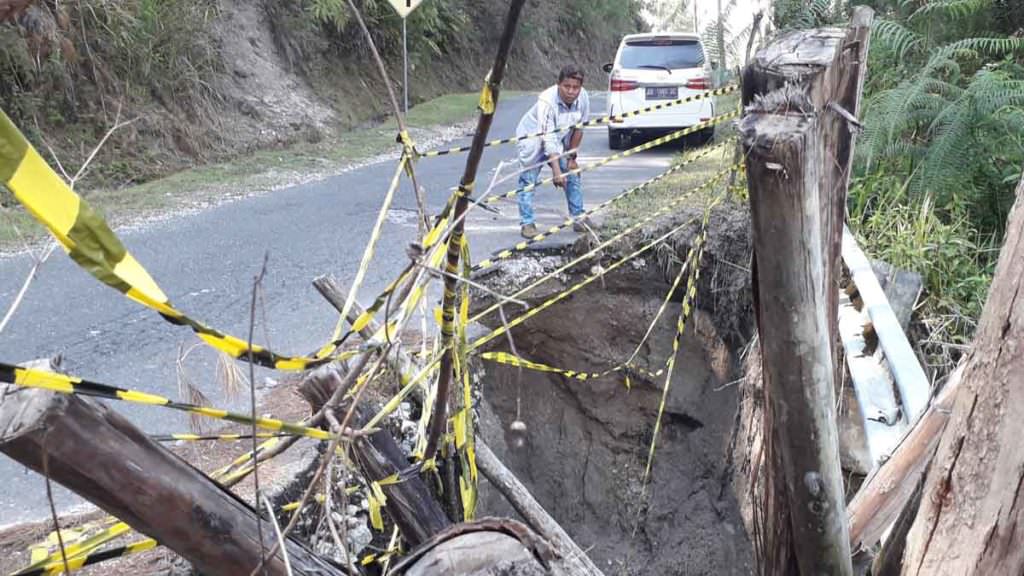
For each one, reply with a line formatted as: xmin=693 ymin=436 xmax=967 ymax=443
xmin=850 ymin=174 xmax=995 ymax=323
xmin=701 ymin=0 xmax=738 ymax=68
xmin=0 ymin=0 xmax=224 ymax=189
xmin=304 ymin=0 xmax=469 ymax=60
xmin=559 ymin=0 xmax=643 ymax=42
xmin=94 ymin=0 xmax=224 ymax=110
xmin=310 ymin=0 xmax=350 ymax=29
xmin=838 ymin=0 xmax=1024 ymax=358
xmin=772 ymin=0 xmax=847 ymax=31
xmin=859 ymin=5 xmax=1024 ymax=237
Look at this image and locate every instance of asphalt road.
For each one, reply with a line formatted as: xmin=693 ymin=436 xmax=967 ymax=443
xmin=0 ymin=91 xmax=696 ymax=525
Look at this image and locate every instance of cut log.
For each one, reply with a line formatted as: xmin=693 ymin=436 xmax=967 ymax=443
xmin=392 ymin=518 xmax=553 ymax=576
xmin=899 ymin=176 xmax=1024 ymax=574
xmin=298 ymin=364 xmax=451 ymax=547
xmin=0 ymin=376 xmax=344 ymax=576
xmin=741 ymin=83 xmax=852 ymax=576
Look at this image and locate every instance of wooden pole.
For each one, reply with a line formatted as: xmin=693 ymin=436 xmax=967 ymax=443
xmin=740 ymin=11 xmax=874 ymax=574
xmin=0 ymin=382 xmax=344 ymax=576
xmin=476 ymin=442 xmax=603 ymax=576
xmin=741 ymin=84 xmax=852 ymax=576
xmin=423 ymin=0 xmax=527 ymax=463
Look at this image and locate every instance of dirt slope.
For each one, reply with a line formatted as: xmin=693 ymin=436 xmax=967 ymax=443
xmin=0 ymin=0 xmax=640 ymax=193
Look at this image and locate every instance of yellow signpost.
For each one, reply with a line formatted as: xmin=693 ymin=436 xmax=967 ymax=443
xmin=387 ymin=0 xmax=424 ymax=19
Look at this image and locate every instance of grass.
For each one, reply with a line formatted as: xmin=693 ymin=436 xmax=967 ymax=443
xmin=601 ymin=138 xmax=740 ymax=236
xmin=0 ymin=91 xmax=508 ymax=251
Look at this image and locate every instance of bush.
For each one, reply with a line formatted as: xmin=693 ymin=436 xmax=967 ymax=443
xmin=850 ymin=174 xmax=996 ymax=322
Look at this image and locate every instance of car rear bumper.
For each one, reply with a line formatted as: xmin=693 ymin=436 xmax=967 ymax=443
xmin=608 ymin=98 xmax=714 ymax=130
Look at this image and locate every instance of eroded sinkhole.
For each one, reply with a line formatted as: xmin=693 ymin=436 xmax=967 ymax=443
xmin=471 ymin=205 xmax=755 ymax=575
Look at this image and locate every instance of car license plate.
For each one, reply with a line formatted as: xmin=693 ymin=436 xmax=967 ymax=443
xmin=645 ymin=86 xmax=678 ymax=100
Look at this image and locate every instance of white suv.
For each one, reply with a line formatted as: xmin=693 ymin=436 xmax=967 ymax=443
xmin=603 ymin=33 xmax=716 ymax=149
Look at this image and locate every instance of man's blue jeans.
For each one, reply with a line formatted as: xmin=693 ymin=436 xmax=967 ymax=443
xmin=516 ymin=157 xmax=583 ymax=226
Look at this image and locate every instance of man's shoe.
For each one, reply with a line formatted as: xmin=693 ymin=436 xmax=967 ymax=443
xmin=521 ymin=223 xmax=539 ymax=238
xmin=572 ymin=217 xmax=592 ymax=233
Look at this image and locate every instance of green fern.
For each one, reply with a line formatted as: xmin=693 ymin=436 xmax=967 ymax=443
xmin=909 ymin=0 xmax=993 ymax=22
xmin=873 ymin=19 xmax=924 ymax=59
xmin=772 ymin=0 xmax=845 ymax=31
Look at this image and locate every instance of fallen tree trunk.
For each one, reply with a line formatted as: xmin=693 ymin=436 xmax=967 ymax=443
xmin=0 ymin=376 xmax=344 ymax=576
xmin=898 ymin=176 xmax=1024 ymax=574
xmin=299 ymin=364 xmax=451 ymax=547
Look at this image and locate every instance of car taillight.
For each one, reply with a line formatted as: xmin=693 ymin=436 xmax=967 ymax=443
xmin=685 ymin=77 xmax=710 ymax=90
xmin=610 ymin=77 xmax=638 ymax=92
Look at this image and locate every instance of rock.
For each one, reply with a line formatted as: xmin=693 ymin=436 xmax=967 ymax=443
xmin=347 ymin=524 xmax=373 ymax=553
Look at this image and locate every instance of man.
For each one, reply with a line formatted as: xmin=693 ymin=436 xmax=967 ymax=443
xmin=514 ymin=64 xmax=591 ymax=239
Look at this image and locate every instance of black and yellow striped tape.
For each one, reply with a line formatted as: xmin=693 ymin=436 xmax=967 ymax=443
xmin=419 ymin=85 xmax=737 ymax=158
xmin=475 ymin=110 xmax=740 ymax=206
xmin=0 ymin=109 xmax=371 ymax=372
xmin=151 ymin=432 xmax=292 ymax=442
xmin=362 ymin=161 xmax=737 ymax=432
xmin=479 ymin=211 xmax=710 ymax=383
xmin=13 ymin=536 xmax=157 ymax=576
xmin=15 ymin=521 xmax=133 ymax=576
xmin=468 ymin=160 xmax=739 ymax=331
xmin=325 ymin=155 xmax=409 ymax=348
xmin=0 ymin=363 xmax=333 ymax=440
xmin=642 ymin=199 xmax=715 ymax=485
xmin=473 ymin=141 xmax=731 ymax=272
xmin=468 ymin=217 xmax=701 ymax=354
xmin=361 ymin=216 xmax=696 ymax=433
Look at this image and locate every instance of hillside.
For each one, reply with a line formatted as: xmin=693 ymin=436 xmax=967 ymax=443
xmin=0 ymin=0 xmax=642 ymax=192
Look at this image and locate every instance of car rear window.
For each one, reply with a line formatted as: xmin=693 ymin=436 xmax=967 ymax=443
xmin=620 ymin=39 xmax=704 ymax=70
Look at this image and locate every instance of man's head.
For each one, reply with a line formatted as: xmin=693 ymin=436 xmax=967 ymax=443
xmin=557 ymin=64 xmax=584 ymax=106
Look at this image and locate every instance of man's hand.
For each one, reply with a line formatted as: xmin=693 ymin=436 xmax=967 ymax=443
xmin=549 ymin=154 xmax=566 ymax=188
xmin=567 ymin=158 xmax=579 ymax=172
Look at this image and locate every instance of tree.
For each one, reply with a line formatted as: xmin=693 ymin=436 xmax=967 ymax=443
xmin=645 ymin=0 xmax=695 ymax=32
xmin=898 ymin=175 xmax=1024 ymax=574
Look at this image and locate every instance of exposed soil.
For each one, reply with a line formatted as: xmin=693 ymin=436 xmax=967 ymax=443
xmin=472 ymin=199 xmax=757 ymax=574
xmin=0 ymin=197 xmax=759 ymax=575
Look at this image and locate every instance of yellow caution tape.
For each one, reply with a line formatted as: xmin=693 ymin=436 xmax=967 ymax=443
xmin=478 ymin=75 xmax=496 ymax=115
xmin=473 ymin=140 xmax=731 ymax=272
xmin=0 ymin=364 xmax=333 ymax=441
xmin=468 ymin=161 xmax=740 ymax=331
xmin=421 ymin=85 xmax=737 ymax=158
xmin=13 ymin=536 xmax=156 ymax=576
xmin=473 ymin=110 xmax=740 ymax=206
xmin=364 ymin=158 xmax=741 ymax=428
xmin=642 ymin=198 xmax=717 ymax=486
xmin=326 ymin=155 xmax=410 ymax=346
xmin=0 ymin=108 xmax=373 ymax=372
xmin=478 ymin=210 xmax=711 ymax=383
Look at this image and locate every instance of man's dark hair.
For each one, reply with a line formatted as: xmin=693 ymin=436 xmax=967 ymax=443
xmin=558 ymin=64 xmax=585 ymax=83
